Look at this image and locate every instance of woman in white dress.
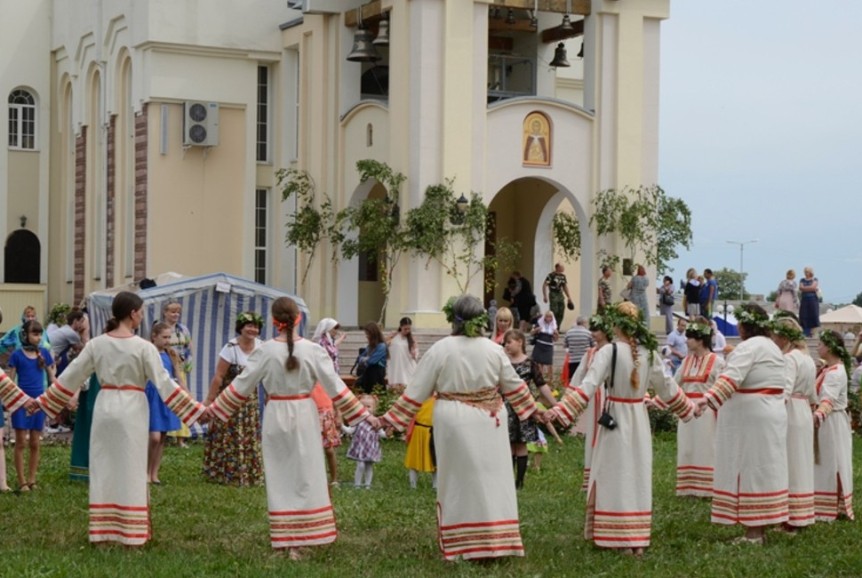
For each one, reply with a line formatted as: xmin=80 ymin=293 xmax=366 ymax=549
xmin=774 ymin=269 xmax=799 ymax=313
xmin=381 ymin=295 xmax=539 ymax=561
xmin=673 ymin=318 xmax=723 ymax=497
xmin=770 ymin=315 xmax=816 ymax=530
xmin=30 ymin=292 xmax=206 ymax=546
xmin=812 ymin=329 xmax=854 ymax=522
xmin=568 ymin=313 xmax=613 ymax=491
xmin=209 ymin=297 xmax=376 ymax=560
xmin=547 ymin=302 xmax=696 ymax=556
xmin=694 ymin=303 xmax=789 ymax=544
xmin=386 ymin=317 xmax=418 ymax=390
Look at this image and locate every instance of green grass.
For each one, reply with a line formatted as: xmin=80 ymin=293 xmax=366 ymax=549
xmin=1 ymin=433 xmax=860 ymax=578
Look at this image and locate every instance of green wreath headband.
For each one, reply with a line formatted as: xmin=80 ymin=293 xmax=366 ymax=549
xmin=770 ymin=319 xmax=804 ymax=343
xmin=684 ymin=322 xmax=712 ymax=340
xmin=734 ymin=305 xmax=770 ymax=329
xmin=588 ymin=314 xmax=614 ymax=337
xmin=606 ymin=303 xmax=658 ymax=353
xmin=820 ymin=330 xmax=852 ymax=375
xmin=442 ymin=296 xmax=488 ymax=338
xmin=236 ymin=311 xmax=264 ymax=327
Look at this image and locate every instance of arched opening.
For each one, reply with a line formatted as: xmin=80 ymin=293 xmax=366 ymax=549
xmin=356 ymin=181 xmax=388 ymax=325
xmin=486 ymin=177 xmax=593 ymax=330
xmin=5 ymin=229 xmax=41 ymax=283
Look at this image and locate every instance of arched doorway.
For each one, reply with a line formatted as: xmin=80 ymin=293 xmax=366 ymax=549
xmin=486 ymin=177 xmax=593 ymax=330
xmin=4 ymin=229 xmax=41 ymax=283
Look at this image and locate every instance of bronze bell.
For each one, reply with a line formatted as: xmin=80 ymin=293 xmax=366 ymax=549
xmin=347 ymin=27 xmax=381 ymax=62
xmin=373 ymin=18 xmax=390 ymax=46
xmin=550 ymin=42 xmax=570 ymax=68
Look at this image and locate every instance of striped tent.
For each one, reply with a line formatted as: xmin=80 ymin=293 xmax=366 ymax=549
xmin=87 ymin=272 xmax=309 ymax=406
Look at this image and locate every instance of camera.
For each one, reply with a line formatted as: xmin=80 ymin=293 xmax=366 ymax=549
xmin=597 ymin=411 xmax=617 ymax=430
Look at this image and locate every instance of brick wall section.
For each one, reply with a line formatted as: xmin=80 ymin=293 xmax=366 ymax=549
xmin=105 ymin=114 xmax=116 ymax=288
xmin=73 ymin=127 xmax=87 ymax=303
xmin=134 ymin=104 xmax=148 ymax=281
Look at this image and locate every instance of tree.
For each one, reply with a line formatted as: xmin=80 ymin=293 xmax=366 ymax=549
xmin=853 ymin=292 xmax=862 ymax=308
xmin=589 ymin=185 xmax=692 ymax=274
xmin=552 ymin=212 xmax=581 ymax=262
xmin=277 ymin=168 xmax=342 ymax=285
xmin=712 ymin=268 xmax=749 ymax=301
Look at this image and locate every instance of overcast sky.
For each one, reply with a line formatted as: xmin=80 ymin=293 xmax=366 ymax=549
xmin=659 ymin=1 xmax=862 ymax=304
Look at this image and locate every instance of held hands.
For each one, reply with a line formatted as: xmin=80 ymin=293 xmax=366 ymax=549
xmin=365 ymin=414 xmax=381 ymax=430
xmin=692 ymin=398 xmax=708 ymax=418
xmin=197 ymin=406 xmax=214 ymax=425
xmin=24 ymin=397 xmax=42 ymax=416
xmin=813 ymin=410 xmax=825 ymax=428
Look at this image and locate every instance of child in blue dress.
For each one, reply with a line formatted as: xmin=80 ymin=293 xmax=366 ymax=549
xmin=7 ymin=320 xmax=55 ymax=491
xmin=146 ymin=322 xmax=184 ymax=484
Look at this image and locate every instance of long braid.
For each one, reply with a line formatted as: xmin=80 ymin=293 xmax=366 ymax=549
xmin=628 ymin=335 xmax=640 ymax=389
xmin=285 ymin=308 xmax=298 ymax=371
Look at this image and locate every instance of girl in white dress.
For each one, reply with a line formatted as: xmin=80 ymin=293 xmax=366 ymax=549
xmin=770 ymin=315 xmax=816 ymax=530
xmin=209 ymin=297 xmax=377 ymax=560
xmin=813 ymin=330 xmax=854 ymax=522
xmin=32 ymin=292 xmax=206 ymax=546
xmin=386 ymin=317 xmax=418 ymax=390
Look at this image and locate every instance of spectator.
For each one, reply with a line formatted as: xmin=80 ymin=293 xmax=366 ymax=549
xmin=542 ymin=263 xmax=574 ymax=327
xmin=683 ymin=268 xmax=701 ymax=318
xmin=48 ymin=309 xmax=89 ymax=376
xmin=564 ymin=316 xmax=594 ymax=378
xmin=356 ymin=322 xmax=387 ymax=394
xmin=658 ymin=276 xmax=676 ymax=334
xmin=666 ymin=317 xmax=688 ymax=371
xmin=700 ymin=268 xmax=718 ymax=318
xmin=597 ymin=265 xmax=613 ymax=312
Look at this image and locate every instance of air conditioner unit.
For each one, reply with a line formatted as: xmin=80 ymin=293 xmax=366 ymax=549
xmin=183 ymin=101 xmax=219 ymax=146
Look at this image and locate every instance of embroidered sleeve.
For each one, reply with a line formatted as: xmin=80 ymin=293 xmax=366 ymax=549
xmin=554 ymin=387 xmax=590 ymax=428
xmin=313 ymin=345 xmax=368 ymax=426
xmin=382 ymin=394 xmax=423 ymax=431
xmin=0 ymin=370 xmax=30 ymax=414
xmin=503 ymin=383 xmax=537 ymax=421
xmin=36 ymin=342 xmax=95 ymax=418
xmin=704 ymin=375 xmax=738 ymax=409
xmin=649 ymin=356 xmax=695 ymax=421
xmin=145 ymin=343 xmax=205 ymax=425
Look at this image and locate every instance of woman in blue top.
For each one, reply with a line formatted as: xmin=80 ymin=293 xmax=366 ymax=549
xmin=6 ymin=320 xmax=55 ymax=491
xmin=357 ymin=322 xmax=388 ymax=394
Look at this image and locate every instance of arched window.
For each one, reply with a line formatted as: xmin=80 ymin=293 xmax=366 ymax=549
xmin=8 ymin=89 xmax=36 ymax=150
xmin=4 ymin=229 xmax=41 ymax=283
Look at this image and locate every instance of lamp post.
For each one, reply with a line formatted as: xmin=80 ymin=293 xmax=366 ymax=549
xmin=726 ymin=239 xmax=758 ymax=300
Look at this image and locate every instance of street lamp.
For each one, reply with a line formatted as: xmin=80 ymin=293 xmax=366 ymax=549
xmin=726 ymin=239 xmax=758 ymax=300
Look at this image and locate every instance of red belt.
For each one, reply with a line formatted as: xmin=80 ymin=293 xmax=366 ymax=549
xmin=686 ymin=392 xmax=705 ymax=399
xmin=269 ymin=394 xmax=311 ymax=401
xmin=737 ymin=388 xmax=783 ymax=396
xmin=607 ymin=396 xmax=643 ymax=404
xmin=101 ymin=384 xmax=145 ymax=392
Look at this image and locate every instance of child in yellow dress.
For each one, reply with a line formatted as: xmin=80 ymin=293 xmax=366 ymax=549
xmin=404 ymin=397 xmax=436 ymax=489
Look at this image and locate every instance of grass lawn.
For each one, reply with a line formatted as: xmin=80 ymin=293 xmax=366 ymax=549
xmin=1 ymin=432 xmax=860 ymax=578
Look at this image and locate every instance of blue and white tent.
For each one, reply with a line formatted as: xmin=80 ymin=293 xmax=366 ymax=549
xmin=87 ymin=272 xmax=309 ymax=404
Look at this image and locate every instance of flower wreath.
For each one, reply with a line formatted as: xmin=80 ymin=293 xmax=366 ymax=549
xmin=442 ymin=296 xmax=488 ymax=338
xmin=684 ymin=322 xmax=712 ymax=340
xmin=606 ymin=303 xmax=658 ymax=354
xmin=770 ymin=319 xmax=804 ymax=343
xmin=236 ymin=311 xmax=264 ymax=327
xmin=820 ymin=330 xmax=852 ymax=376
xmin=734 ymin=304 xmax=770 ymax=329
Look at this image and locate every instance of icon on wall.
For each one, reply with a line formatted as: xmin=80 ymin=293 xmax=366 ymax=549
xmin=522 ymin=111 xmax=551 ymax=167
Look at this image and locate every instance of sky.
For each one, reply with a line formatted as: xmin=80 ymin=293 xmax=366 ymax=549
xmin=658 ymin=1 xmax=862 ymax=304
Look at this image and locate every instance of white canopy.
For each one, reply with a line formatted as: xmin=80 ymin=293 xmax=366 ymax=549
xmin=820 ymin=304 xmax=862 ymax=325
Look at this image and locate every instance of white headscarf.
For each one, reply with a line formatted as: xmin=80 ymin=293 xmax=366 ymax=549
xmin=312 ymin=318 xmax=339 ymax=343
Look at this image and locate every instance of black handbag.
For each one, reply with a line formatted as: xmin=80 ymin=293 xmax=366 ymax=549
xmin=597 ymin=344 xmax=618 ymax=430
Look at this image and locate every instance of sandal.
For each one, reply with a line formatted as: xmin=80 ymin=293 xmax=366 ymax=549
xmin=28 ymin=482 xmax=38 ymax=491
xmin=18 ymin=483 xmax=30 ymax=493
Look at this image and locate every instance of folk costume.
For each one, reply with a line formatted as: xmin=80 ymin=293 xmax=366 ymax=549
xmin=34 ymin=335 xmax=206 ymax=546
xmin=703 ymin=336 xmax=789 ymax=528
xmin=813 ymin=364 xmax=854 ymax=521
xmin=784 ymin=349 xmax=817 ymax=527
xmin=673 ymin=352 xmax=722 ymax=497
xmin=210 ymin=338 xmax=369 ymax=550
xmin=382 ymin=336 xmax=538 ymax=561
xmin=553 ymin=342 xmax=696 ymax=550
xmin=569 ymin=347 xmax=601 ymax=491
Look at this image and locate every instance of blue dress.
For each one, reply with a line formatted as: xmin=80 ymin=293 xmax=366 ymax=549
xmin=9 ymin=347 xmax=53 ymax=430
xmin=799 ymin=277 xmax=820 ymax=336
xmin=146 ymin=351 xmax=182 ymax=433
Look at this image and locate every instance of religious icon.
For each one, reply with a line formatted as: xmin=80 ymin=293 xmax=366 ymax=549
xmin=522 ymin=112 xmax=551 ymax=167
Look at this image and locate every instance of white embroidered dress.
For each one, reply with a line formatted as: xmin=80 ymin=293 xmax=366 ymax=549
xmin=555 ymin=342 xmax=695 ymax=549
xmin=813 ymin=364 xmax=854 ymax=521
xmin=674 ymin=352 xmax=723 ymax=497
xmin=704 ymin=336 xmax=789 ymax=527
xmin=35 ymin=335 xmax=205 ymax=545
xmin=783 ymin=349 xmax=817 ymax=527
xmin=382 ymin=336 xmax=538 ymax=561
xmin=211 ymin=338 xmax=368 ymax=549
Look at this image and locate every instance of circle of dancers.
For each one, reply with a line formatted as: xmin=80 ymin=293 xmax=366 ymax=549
xmin=0 ymin=294 xmax=853 ymax=561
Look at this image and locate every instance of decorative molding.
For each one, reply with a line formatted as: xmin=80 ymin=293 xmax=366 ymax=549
xmin=340 ymin=100 xmax=389 ymax=125
xmin=135 ymin=41 xmax=282 ymax=62
xmin=487 ymin=95 xmax=593 ymax=119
